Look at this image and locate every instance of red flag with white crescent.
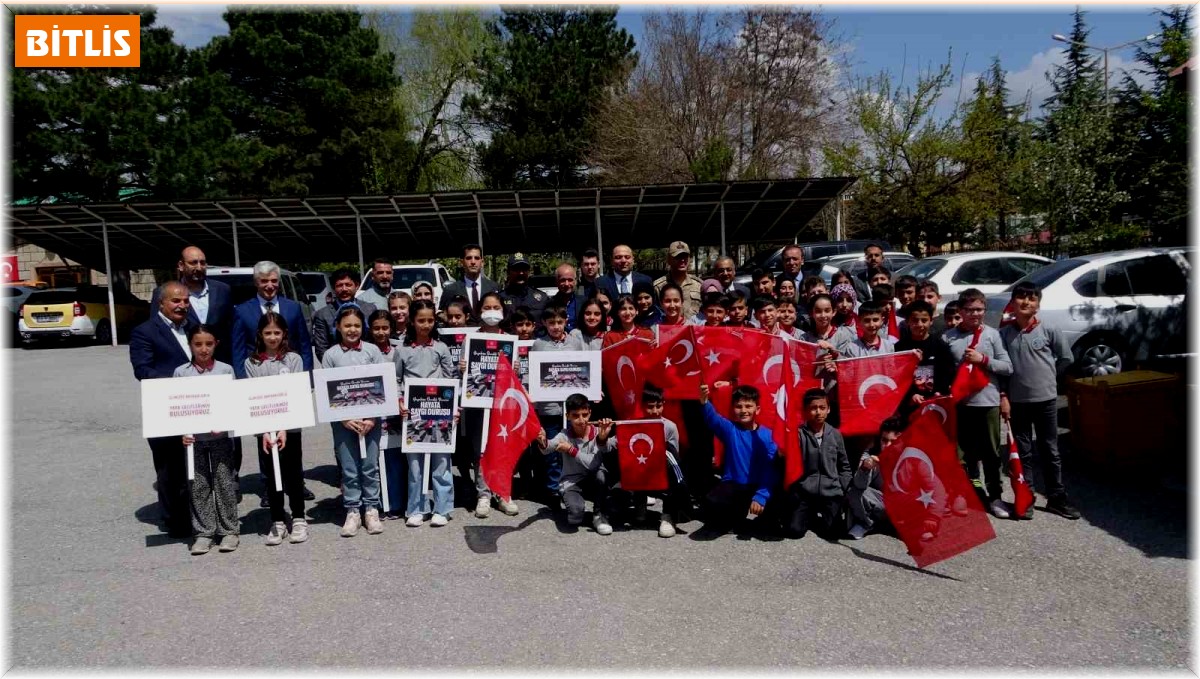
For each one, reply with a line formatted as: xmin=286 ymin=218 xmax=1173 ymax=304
xmin=881 ymin=408 xmax=996 ymax=568
xmin=1006 ymin=422 xmax=1035 ymax=516
xmin=950 ymin=327 xmax=991 ymax=402
xmin=692 ymin=326 xmax=742 ymax=385
xmin=709 ymin=382 xmax=735 ymax=470
xmin=482 ymin=353 xmax=542 ymax=500
xmin=602 ymin=336 xmax=651 ymax=420
xmin=616 ymin=419 xmax=669 ymax=491
xmin=908 ymin=395 xmax=958 ymax=442
xmin=836 ymin=351 xmax=919 ymax=437
xmin=636 ymin=325 xmax=703 ymax=400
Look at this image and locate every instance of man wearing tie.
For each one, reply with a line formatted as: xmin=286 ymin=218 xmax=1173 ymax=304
xmin=594 ymin=244 xmax=652 ymax=300
xmin=129 ymin=282 xmax=197 ymax=538
xmin=439 ymin=243 xmax=498 ymax=319
xmin=150 ymin=246 xmax=234 ymax=362
xmin=231 ymin=261 xmax=316 ymax=505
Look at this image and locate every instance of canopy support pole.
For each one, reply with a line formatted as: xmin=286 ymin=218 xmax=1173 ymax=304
xmin=595 ymin=202 xmax=604 ymax=276
xmin=101 ymin=220 xmax=117 ymax=347
xmin=720 ymin=203 xmax=727 ymax=257
xmin=356 ymin=214 xmax=364 ymax=277
xmin=231 ymin=218 xmax=240 ymax=267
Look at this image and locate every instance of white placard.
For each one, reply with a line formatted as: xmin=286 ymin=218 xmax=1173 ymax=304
xmin=402 ymin=379 xmax=459 ymax=453
xmin=231 ymin=371 xmax=317 ymax=437
xmin=313 ymin=363 xmax=400 ymax=423
xmin=440 ymin=327 xmax=479 ymax=371
xmin=515 ymin=339 xmax=536 ymax=391
xmin=141 ymin=374 xmax=234 ymax=439
xmin=528 ymin=351 xmax=602 ymax=402
xmin=460 ymin=333 xmax=518 ymax=409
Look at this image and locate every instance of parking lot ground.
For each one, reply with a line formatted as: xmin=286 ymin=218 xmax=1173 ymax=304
xmin=5 ymin=345 xmax=1191 ymax=669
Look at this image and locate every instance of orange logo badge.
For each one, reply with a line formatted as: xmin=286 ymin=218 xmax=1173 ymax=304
xmin=15 ymin=15 xmax=140 ymax=67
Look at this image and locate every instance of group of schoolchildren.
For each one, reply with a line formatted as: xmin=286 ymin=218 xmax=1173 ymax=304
xmin=168 ymin=258 xmax=1080 ymax=556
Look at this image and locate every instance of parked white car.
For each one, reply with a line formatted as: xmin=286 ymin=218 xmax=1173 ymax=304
xmin=985 ymin=247 xmax=1191 ymax=377
xmin=358 ymin=262 xmax=455 ymax=308
xmin=895 ymin=251 xmax=1053 ymax=308
xmin=802 ymin=251 xmax=918 ymax=286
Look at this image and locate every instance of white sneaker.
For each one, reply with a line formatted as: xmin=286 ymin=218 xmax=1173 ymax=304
xmin=405 ymin=514 xmax=424 ymax=528
xmin=430 ymin=513 xmax=448 ymax=527
xmin=475 ymin=497 xmax=492 ymax=518
xmin=645 ymin=495 xmax=657 ymax=507
xmin=848 ymin=523 xmax=867 ymax=540
xmin=289 ymin=519 xmax=308 ymax=543
xmin=265 ymin=521 xmax=288 ymax=546
xmin=593 ymin=514 xmax=613 ymax=536
xmin=989 ymin=499 xmax=1011 ymax=520
xmin=497 ymin=498 xmax=519 ymax=516
xmin=364 ymin=508 xmax=384 ymax=535
xmin=658 ymin=516 xmax=676 ymax=538
xmin=340 ymin=511 xmax=361 ymax=538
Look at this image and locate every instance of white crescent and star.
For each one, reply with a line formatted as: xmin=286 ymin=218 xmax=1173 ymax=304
xmin=923 ymin=402 xmax=948 ymax=423
xmin=890 ymin=446 xmax=937 ymax=496
xmin=616 ymin=356 xmax=636 ymax=389
xmin=497 ymin=388 xmax=529 ymax=432
xmin=857 ymin=374 xmax=898 ymax=409
xmin=669 ymin=339 xmax=694 ymax=365
xmin=705 ymin=349 xmax=721 ymax=366
xmin=629 ymin=432 xmax=654 ymax=465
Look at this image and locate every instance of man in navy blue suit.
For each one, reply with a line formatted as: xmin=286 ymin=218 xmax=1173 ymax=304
xmin=150 ymin=246 xmax=235 ymax=363
xmin=130 ymin=281 xmax=196 ymax=538
xmin=230 ymin=260 xmax=315 ymax=505
xmin=594 ymin=244 xmax=653 ymax=300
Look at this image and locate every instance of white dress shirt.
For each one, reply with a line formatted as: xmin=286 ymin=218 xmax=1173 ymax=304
xmin=158 ymin=312 xmax=192 ymax=360
xmin=188 ymin=281 xmax=210 ymax=323
xmin=258 ymin=295 xmax=278 ymax=316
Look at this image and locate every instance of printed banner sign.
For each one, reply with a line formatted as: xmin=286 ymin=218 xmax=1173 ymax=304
xmin=402 ymin=379 xmax=459 ymax=453
xmin=515 ymin=339 xmax=535 ymax=391
xmin=141 ymin=374 xmax=234 ymax=439
xmin=313 ymin=363 xmax=400 ymax=422
xmin=529 ymin=351 xmax=602 ymax=402
xmin=230 ymin=371 xmax=316 ymax=437
xmin=461 ymin=333 xmax=517 ymax=408
xmin=440 ymin=327 xmax=479 ymax=371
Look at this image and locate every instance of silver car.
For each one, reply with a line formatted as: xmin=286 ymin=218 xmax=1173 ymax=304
xmin=985 ymin=247 xmax=1191 ymax=377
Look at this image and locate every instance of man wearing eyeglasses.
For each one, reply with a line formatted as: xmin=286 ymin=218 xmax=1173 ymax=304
xmin=712 ymin=256 xmax=752 ymax=299
xmin=150 ymin=245 xmax=234 ymax=362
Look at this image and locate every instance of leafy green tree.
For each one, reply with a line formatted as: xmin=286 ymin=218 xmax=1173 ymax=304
xmin=195 ymin=7 xmax=408 ymax=197
xmin=8 ymin=5 xmax=188 ymax=202
xmin=467 ymin=7 xmax=637 ymax=189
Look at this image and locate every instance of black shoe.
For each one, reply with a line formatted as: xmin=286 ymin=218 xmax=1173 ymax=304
xmin=259 ymin=495 xmax=270 ymax=509
xmin=302 ymin=486 xmax=315 ymax=501
xmin=1045 ymin=498 xmax=1081 ymax=520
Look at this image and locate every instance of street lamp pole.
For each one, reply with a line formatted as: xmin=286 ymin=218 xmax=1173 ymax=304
xmin=1051 ymin=32 xmax=1158 ymax=106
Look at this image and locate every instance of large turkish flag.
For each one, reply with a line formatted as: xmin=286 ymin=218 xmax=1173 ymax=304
xmin=836 ymin=351 xmax=919 ymax=437
xmin=481 ymin=354 xmax=543 ymax=500
xmin=616 ymin=419 xmax=669 ymax=492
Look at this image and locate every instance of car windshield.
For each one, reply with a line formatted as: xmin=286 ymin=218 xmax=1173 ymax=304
xmin=25 ymin=290 xmax=79 ymax=305
xmin=298 ymin=273 xmax=328 ymax=295
xmin=737 ymin=248 xmax=778 ymax=272
xmin=1006 ymin=258 xmax=1087 ymax=291
xmin=895 ymin=258 xmax=946 ymax=281
xmin=391 ymin=268 xmax=436 ymax=289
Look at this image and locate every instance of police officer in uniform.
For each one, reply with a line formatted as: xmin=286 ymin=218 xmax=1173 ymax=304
xmin=499 ymin=252 xmax=549 ymax=323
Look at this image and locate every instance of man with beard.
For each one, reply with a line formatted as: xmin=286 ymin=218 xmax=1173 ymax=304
xmin=151 ymin=246 xmax=234 ymax=362
xmin=356 ymin=258 xmax=395 ymax=309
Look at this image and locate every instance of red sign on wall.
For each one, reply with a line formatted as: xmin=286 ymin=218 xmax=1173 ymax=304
xmin=1 ymin=256 xmax=17 ymax=282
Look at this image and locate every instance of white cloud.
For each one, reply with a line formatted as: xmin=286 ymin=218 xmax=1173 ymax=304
xmin=154 ymin=5 xmax=229 ymax=48
xmin=966 ymin=47 xmax=1154 ymax=116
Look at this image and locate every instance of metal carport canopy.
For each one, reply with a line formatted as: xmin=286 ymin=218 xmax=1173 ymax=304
xmin=4 ymin=177 xmax=856 ymax=272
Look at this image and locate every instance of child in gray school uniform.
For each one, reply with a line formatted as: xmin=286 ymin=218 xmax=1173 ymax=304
xmin=538 ymin=393 xmax=616 ymax=535
xmin=525 ymin=305 xmax=585 ymax=503
xmin=173 ymin=324 xmax=238 ymax=556
xmin=847 ymin=417 xmax=904 ymax=540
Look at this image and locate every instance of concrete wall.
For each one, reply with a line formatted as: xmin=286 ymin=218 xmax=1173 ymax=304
xmin=8 ymin=237 xmax=158 ymax=300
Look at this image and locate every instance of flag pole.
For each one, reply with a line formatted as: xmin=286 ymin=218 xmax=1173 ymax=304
xmin=270 ymin=432 xmax=283 ymax=492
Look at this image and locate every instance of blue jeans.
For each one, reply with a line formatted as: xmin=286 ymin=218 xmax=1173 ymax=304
xmin=331 ymin=421 xmax=382 ymax=511
xmin=406 ymin=453 xmax=454 ymax=517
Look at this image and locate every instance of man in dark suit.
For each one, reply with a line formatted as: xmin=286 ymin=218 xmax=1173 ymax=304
xmin=231 ymin=260 xmax=315 ymax=505
xmin=150 ymin=246 xmax=235 ymax=362
xmin=712 ymin=255 xmax=752 ymax=299
xmin=439 ymin=243 xmax=498 ymax=319
xmin=594 ymin=244 xmax=652 ymax=300
xmin=129 ymin=281 xmax=196 ymax=538
xmin=312 ymin=267 xmax=376 ymax=363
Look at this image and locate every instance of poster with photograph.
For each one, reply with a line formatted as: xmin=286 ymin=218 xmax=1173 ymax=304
xmin=313 ymin=363 xmax=400 ymax=422
xmin=515 ymin=340 xmax=535 ymax=391
xmin=141 ymin=374 xmax=235 ymax=439
xmin=403 ymin=379 xmax=458 ymax=453
xmin=230 ymin=371 xmax=316 ymax=437
xmin=460 ymin=333 xmax=517 ymax=408
xmin=440 ymin=327 xmax=479 ymax=370
xmin=529 ymin=351 xmax=602 ymax=402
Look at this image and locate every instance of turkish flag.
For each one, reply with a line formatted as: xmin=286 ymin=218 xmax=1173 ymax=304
xmin=663 ymin=399 xmax=688 ymax=452
xmin=693 ymin=326 xmax=743 ymax=385
xmin=616 ymin=420 xmax=669 ymax=491
xmin=837 ymin=351 xmax=920 ymax=437
xmin=602 ymin=336 xmax=651 ymax=420
xmin=950 ymin=327 xmax=991 ymax=402
xmin=482 ymin=354 xmax=543 ymax=500
xmin=709 ymin=382 xmax=735 ymax=470
xmin=637 ymin=325 xmax=703 ymax=400
xmin=908 ymin=395 xmax=958 ymax=442
xmin=1006 ymin=422 xmax=1035 ymax=516
xmin=881 ymin=408 xmax=997 ymax=569
xmin=886 ymin=305 xmax=901 ymax=343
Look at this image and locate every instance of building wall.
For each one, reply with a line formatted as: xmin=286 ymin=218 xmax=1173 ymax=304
xmin=8 ymin=237 xmax=158 ymax=300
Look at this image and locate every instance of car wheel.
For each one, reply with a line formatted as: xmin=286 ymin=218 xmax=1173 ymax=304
xmin=95 ymin=319 xmax=113 ymax=345
xmin=1074 ymin=337 xmax=1125 ymax=377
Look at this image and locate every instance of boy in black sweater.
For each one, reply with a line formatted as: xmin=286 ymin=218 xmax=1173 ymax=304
xmin=896 ymin=300 xmax=955 ymax=419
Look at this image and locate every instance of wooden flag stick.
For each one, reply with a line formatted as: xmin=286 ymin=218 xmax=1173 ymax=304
xmin=359 ymin=433 xmax=367 ymax=460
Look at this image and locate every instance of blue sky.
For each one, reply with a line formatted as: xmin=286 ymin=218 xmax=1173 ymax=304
xmin=155 ymin=4 xmax=1164 ymax=113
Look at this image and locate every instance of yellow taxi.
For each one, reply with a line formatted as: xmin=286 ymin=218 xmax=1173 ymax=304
xmin=19 ymin=285 xmax=150 ymax=346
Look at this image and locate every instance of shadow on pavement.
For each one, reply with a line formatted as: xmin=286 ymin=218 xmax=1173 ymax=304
xmin=1061 ymin=462 xmax=1188 ymax=560
xmin=840 ymin=544 xmax=963 ymax=581
xmin=463 ymin=508 xmax=554 ymax=554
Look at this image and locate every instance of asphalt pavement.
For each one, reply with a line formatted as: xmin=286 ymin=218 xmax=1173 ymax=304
xmin=6 ymin=344 xmax=1191 ymax=669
